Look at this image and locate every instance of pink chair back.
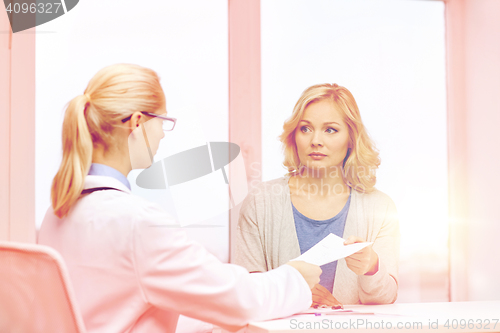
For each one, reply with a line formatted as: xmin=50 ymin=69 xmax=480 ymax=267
xmin=0 ymin=241 xmax=86 ymax=333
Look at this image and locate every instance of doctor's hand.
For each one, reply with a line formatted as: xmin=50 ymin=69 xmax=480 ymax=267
xmin=286 ymin=261 xmax=322 ymax=289
xmin=311 ymin=284 xmax=343 ymax=309
xmin=344 ymin=236 xmax=379 ymax=276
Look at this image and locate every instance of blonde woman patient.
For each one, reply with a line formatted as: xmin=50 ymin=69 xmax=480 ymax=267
xmin=235 ymin=83 xmax=400 ymax=307
xmin=37 ymin=64 xmax=323 ymax=333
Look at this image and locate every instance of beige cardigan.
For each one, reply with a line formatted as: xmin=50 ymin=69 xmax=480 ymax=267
xmin=234 ymin=176 xmax=400 ymax=305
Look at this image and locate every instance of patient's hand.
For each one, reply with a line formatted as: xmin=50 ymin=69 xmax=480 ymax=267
xmin=344 ymin=236 xmax=379 ymax=275
xmin=311 ymin=284 xmax=343 ymax=309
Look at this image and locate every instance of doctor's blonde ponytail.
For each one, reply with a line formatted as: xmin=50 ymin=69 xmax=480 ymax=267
xmin=51 ymin=64 xmax=166 ymax=218
xmin=51 ymin=95 xmax=93 ymax=218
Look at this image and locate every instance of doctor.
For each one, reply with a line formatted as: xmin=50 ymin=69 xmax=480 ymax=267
xmin=38 ymin=64 xmax=321 ymax=333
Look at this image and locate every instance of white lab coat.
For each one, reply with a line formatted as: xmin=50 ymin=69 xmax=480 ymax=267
xmin=38 ymin=175 xmax=312 ymax=333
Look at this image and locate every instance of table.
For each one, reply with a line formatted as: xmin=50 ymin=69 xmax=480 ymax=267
xmin=245 ymin=301 xmax=500 ymax=332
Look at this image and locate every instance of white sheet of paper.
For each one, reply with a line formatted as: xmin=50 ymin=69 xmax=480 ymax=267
xmin=291 ymin=233 xmax=372 ymax=266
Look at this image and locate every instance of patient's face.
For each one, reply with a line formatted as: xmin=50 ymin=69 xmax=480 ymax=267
xmin=294 ymin=99 xmax=350 ymax=173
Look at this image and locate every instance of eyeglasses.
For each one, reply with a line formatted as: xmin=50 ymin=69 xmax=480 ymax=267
xmin=121 ymin=111 xmax=177 ymax=131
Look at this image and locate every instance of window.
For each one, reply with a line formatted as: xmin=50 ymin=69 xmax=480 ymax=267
xmin=261 ymin=0 xmax=448 ymax=302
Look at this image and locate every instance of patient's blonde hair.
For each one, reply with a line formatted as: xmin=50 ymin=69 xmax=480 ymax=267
xmin=51 ymin=64 xmax=165 ymax=218
xmin=279 ymin=83 xmax=380 ymax=193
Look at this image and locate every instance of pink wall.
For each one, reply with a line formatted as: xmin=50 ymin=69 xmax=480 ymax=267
xmin=446 ymin=0 xmax=469 ymax=302
xmin=446 ymin=0 xmax=500 ymax=301
xmin=0 ymin=9 xmax=36 ymax=243
xmin=228 ymin=0 xmax=262 ymax=262
xmin=0 ymin=7 xmax=10 ymax=240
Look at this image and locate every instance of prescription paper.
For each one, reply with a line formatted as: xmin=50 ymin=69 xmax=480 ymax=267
xmin=291 ymin=233 xmax=372 ymax=266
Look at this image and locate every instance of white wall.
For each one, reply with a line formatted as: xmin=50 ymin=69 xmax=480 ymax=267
xmin=35 ymin=0 xmax=229 ymax=262
xmin=261 ymin=0 xmax=448 ymax=302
